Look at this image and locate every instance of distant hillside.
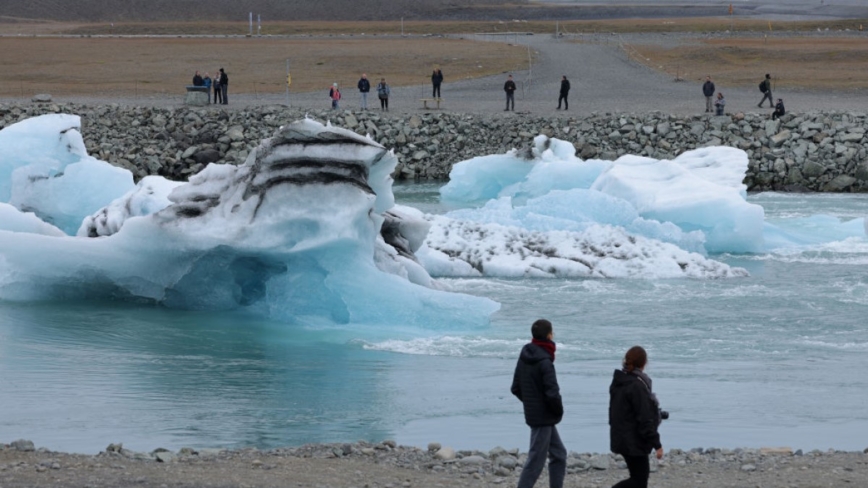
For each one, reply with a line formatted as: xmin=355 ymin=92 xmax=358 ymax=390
xmin=0 ymin=0 xmax=525 ymax=22
xmin=0 ymin=0 xmax=740 ymax=23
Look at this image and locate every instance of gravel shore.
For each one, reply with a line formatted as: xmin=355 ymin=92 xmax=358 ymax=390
xmin=3 ymin=439 xmax=867 ymax=488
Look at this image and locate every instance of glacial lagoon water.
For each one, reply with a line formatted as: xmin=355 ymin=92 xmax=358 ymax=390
xmin=1 ymin=187 xmax=867 ymax=454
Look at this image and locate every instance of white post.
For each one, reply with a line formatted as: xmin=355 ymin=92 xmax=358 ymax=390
xmin=249 ymin=12 xmax=253 ymax=36
xmin=258 ymin=14 xmax=261 ymax=36
xmin=401 ymin=17 xmax=404 ymax=36
xmin=285 ymin=59 xmax=290 ymax=106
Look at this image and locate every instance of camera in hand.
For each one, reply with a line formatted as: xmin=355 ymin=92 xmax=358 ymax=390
xmin=659 ymin=410 xmax=669 ymax=420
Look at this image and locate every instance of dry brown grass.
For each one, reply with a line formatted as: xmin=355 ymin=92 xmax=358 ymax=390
xmin=628 ymin=37 xmax=868 ymax=91
xmin=0 ymin=37 xmax=528 ymax=97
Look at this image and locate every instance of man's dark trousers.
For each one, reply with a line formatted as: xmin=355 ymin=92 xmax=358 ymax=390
xmin=517 ymin=425 xmax=567 ymax=488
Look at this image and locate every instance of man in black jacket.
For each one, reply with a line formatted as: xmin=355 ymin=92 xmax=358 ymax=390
xmin=702 ymin=75 xmax=715 ymax=113
xmin=504 ymin=74 xmax=517 ymax=111
xmin=511 ymin=319 xmax=566 ymax=488
xmin=557 ymin=75 xmax=570 ymax=110
xmin=357 ymin=73 xmax=371 ymax=110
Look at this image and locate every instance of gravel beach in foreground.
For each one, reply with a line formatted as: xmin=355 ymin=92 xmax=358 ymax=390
xmin=2 ymin=440 xmax=867 ymax=488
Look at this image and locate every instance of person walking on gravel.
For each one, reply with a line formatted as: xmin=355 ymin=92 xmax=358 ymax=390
xmin=557 ymin=75 xmax=570 ymax=110
xmin=504 ymin=74 xmax=517 ymax=111
xmin=758 ymin=73 xmax=773 ymax=108
xmin=702 ymin=76 xmax=715 ymax=113
xmin=609 ymin=346 xmax=665 ymax=488
xmin=357 ymin=73 xmax=370 ymax=110
xmin=511 ymin=319 xmax=567 ymax=488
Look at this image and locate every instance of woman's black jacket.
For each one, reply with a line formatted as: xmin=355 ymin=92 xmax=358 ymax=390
xmin=609 ymin=369 xmax=662 ymax=456
xmin=511 ymin=343 xmax=564 ymax=427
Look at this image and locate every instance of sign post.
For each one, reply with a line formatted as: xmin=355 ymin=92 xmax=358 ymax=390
xmin=285 ymin=59 xmax=291 ymax=106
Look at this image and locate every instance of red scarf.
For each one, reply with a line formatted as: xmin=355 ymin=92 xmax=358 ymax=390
xmin=531 ymin=338 xmax=556 ymax=362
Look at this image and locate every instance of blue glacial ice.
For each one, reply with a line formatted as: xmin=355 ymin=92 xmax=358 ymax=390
xmin=3 ymin=115 xmax=866 ymax=322
xmin=0 ymin=116 xmax=498 ymax=327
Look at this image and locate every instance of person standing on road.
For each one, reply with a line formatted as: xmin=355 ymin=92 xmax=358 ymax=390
xmin=202 ymin=72 xmax=213 ymax=103
xmin=329 ymin=83 xmax=342 ymax=110
xmin=714 ymin=92 xmax=725 ymax=116
xmin=504 ymin=74 xmax=517 ymax=111
xmin=431 ymin=67 xmax=443 ymax=98
xmin=219 ymin=68 xmax=229 ymax=105
xmin=213 ymin=67 xmax=223 ymax=104
xmin=377 ymin=78 xmax=390 ymax=112
xmin=511 ymin=319 xmax=567 ymax=488
xmin=557 ymin=75 xmax=570 ymax=110
xmin=357 ymin=73 xmax=371 ymax=110
xmin=609 ymin=346 xmax=665 ymax=488
xmin=702 ymin=75 xmax=715 ymax=113
xmin=758 ymin=73 xmax=773 ymax=108
xmin=192 ymin=71 xmax=204 ymax=87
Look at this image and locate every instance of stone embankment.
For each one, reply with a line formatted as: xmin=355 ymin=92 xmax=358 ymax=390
xmin=2 ymin=102 xmax=867 ymax=192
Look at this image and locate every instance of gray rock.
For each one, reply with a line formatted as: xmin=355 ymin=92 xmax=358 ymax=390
xmin=801 ymin=161 xmax=826 ymax=178
xmin=770 ymin=130 xmax=791 ymax=147
xmin=824 ymin=175 xmax=856 ymax=191
xmin=495 ymin=455 xmax=518 ymax=469
xmin=428 ymin=442 xmax=441 ymax=452
xmin=193 ymin=148 xmax=221 ymax=165
xmin=31 ymin=94 xmax=53 ymax=103
xmin=434 ymin=447 xmax=456 ymax=461
xmin=741 ymin=463 xmax=757 ymax=472
xmin=458 ymin=455 xmax=486 ymax=465
xmin=589 ymin=455 xmax=610 ymax=470
xmin=154 ymin=451 xmax=176 ymax=463
xmin=11 ymin=439 xmax=35 ymax=451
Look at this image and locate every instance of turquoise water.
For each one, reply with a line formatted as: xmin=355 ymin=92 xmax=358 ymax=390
xmin=1 ymin=188 xmax=867 ymax=454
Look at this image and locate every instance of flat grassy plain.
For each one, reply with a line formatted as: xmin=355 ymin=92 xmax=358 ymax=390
xmin=628 ymin=37 xmax=868 ymax=91
xmin=0 ymin=36 xmax=529 ymax=97
xmin=1 ymin=18 xmax=867 ymax=98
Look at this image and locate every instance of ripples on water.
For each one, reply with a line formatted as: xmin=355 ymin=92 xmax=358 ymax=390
xmin=1 ymin=190 xmax=867 ymax=453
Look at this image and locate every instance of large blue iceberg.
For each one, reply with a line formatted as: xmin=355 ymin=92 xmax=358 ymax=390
xmin=0 ymin=115 xmax=498 ymax=327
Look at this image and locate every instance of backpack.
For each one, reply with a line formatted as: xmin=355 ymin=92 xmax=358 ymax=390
xmin=759 ymin=81 xmax=766 ymax=92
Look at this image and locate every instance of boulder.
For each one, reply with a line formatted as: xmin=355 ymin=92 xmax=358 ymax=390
xmin=31 ymin=94 xmax=52 ymax=103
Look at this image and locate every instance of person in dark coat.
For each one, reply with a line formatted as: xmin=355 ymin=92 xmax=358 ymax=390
xmin=219 ymin=68 xmax=229 ymax=105
xmin=192 ymin=71 xmax=204 ymax=86
xmin=504 ymin=74 xmax=517 ymax=111
xmin=772 ymin=98 xmax=786 ymax=120
xmin=511 ymin=319 xmax=567 ymax=488
xmin=702 ymin=75 xmax=715 ymax=113
xmin=357 ymin=73 xmax=371 ymax=110
xmin=557 ymin=75 xmax=570 ymax=110
xmin=609 ymin=346 xmax=664 ymax=488
xmin=758 ymin=73 xmax=773 ymax=108
xmin=431 ymin=67 xmax=443 ymax=98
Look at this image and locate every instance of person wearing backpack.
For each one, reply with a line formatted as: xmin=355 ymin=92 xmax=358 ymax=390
xmin=758 ymin=73 xmax=773 ymax=108
xmin=376 ymin=78 xmax=390 ymax=112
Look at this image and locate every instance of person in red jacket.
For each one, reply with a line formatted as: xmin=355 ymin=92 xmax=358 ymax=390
xmin=609 ymin=346 xmax=665 ymax=488
xmin=511 ymin=319 xmax=566 ymax=488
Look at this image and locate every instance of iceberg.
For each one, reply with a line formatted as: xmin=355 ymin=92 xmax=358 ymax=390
xmin=0 ymin=117 xmax=498 ymax=327
xmin=0 ymin=114 xmax=135 ymax=235
xmin=441 ymin=135 xmax=765 ymax=254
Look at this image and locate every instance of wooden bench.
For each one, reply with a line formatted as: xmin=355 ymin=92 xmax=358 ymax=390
xmin=420 ymin=98 xmax=442 ymax=109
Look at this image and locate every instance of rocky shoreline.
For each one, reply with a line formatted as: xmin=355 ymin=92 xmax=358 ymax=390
xmin=2 ymin=439 xmax=867 ymax=488
xmin=2 ymin=102 xmax=868 ymax=193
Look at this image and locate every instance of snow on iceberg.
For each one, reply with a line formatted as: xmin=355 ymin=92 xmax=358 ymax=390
xmin=0 ymin=114 xmax=135 ymax=235
xmin=441 ymin=136 xmax=764 ymax=254
xmin=0 ymin=118 xmax=498 ymax=327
